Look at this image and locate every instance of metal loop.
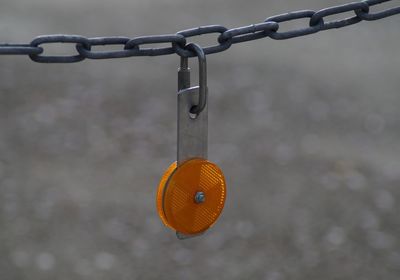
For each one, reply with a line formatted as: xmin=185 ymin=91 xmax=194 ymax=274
xmin=0 ymin=0 xmax=396 ymax=61
xmin=310 ymin=2 xmax=370 ymax=30
xmin=0 ymin=44 xmax=43 ymax=55
xmin=76 ymin=37 xmax=139 ymax=59
xmin=265 ymin=10 xmax=323 ymax=40
xmin=182 ymin=43 xmax=207 ymax=115
xmin=218 ymin=22 xmax=279 ymax=44
xmin=364 ymin=0 xmax=392 ymax=6
xmin=355 ymin=2 xmax=400 ymax=20
xmin=29 ymin=35 xmax=90 ymax=63
xmin=124 ymin=34 xmax=186 ymax=56
xmin=173 ymin=25 xmax=232 ymax=57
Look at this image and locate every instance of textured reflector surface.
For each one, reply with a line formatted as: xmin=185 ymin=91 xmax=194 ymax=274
xmin=156 ymin=161 xmax=177 ymax=230
xmin=160 ymin=158 xmax=226 ymax=235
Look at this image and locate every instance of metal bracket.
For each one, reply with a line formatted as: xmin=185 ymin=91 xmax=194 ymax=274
xmin=177 ymin=86 xmax=208 ymax=165
xmin=175 ymin=45 xmax=208 ymax=240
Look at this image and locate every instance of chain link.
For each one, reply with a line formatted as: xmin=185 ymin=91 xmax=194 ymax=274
xmin=173 ymin=25 xmax=231 ymax=57
xmin=310 ymin=2 xmax=370 ymax=29
xmin=0 ymin=0 xmax=398 ymax=62
xmin=29 ymin=35 xmax=91 ymax=63
xmin=125 ymin=34 xmax=186 ymax=56
xmin=0 ymin=44 xmax=43 ymax=55
xmin=266 ymin=11 xmax=323 ymax=40
xmin=76 ymin=37 xmax=136 ymax=59
xmin=218 ymin=22 xmax=278 ymax=44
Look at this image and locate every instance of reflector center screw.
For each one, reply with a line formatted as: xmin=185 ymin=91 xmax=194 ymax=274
xmin=194 ymin=192 xmax=205 ymax=204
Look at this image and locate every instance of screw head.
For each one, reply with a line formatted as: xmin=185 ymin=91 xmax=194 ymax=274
xmin=194 ymin=192 xmax=205 ymax=204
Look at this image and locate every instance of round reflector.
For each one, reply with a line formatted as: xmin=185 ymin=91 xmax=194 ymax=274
xmin=157 ymin=158 xmax=226 ymax=235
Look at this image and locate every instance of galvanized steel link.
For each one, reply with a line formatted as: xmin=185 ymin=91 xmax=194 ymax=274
xmin=310 ymin=2 xmax=370 ymax=30
xmin=0 ymin=0 xmax=398 ymax=62
xmin=265 ymin=10 xmax=323 ymax=40
xmin=218 ymin=22 xmax=279 ymax=44
xmin=124 ymin=34 xmax=186 ymax=56
xmin=173 ymin=25 xmax=232 ymax=57
xmin=356 ymin=0 xmax=400 ymax=20
xmin=0 ymin=44 xmax=43 ymax=55
xmin=29 ymin=35 xmax=91 ymax=63
xmin=76 ymin=37 xmax=138 ymax=59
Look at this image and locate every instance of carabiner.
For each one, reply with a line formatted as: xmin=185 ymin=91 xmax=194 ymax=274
xmin=179 ymin=43 xmax=207 ymax=115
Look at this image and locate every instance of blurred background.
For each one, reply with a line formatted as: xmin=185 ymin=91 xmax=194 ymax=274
xmin=0 ymin=0 xmax=399 ymax=279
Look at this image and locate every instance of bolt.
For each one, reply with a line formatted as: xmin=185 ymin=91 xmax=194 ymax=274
xmin=194 ymin=192 xmax=205 ymax=204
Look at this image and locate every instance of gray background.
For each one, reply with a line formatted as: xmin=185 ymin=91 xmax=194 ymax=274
xmin=0 ymin=0 xmax=399 ymax=279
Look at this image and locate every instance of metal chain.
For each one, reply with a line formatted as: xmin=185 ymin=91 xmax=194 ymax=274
xmin=0 ymin=0 xmax=398 ymax=63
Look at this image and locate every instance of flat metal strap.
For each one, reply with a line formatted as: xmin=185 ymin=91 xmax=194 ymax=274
xmin=177 ymin=86 xmax=208 ymax=165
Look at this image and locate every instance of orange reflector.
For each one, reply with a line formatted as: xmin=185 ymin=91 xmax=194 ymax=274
xmin=156 ymin=158 xmax=226 ymax=235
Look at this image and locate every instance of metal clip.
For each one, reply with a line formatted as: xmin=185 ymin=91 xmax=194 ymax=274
xmin=176 ymin=43 xmax=208 ymax=239
xmin=177 ymin=43 xmax=208 ymax=165
xmin=156 ymin=46 xmax=224 ymax=241
xmin=178 ymin=43 xmax=207 ymax=116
